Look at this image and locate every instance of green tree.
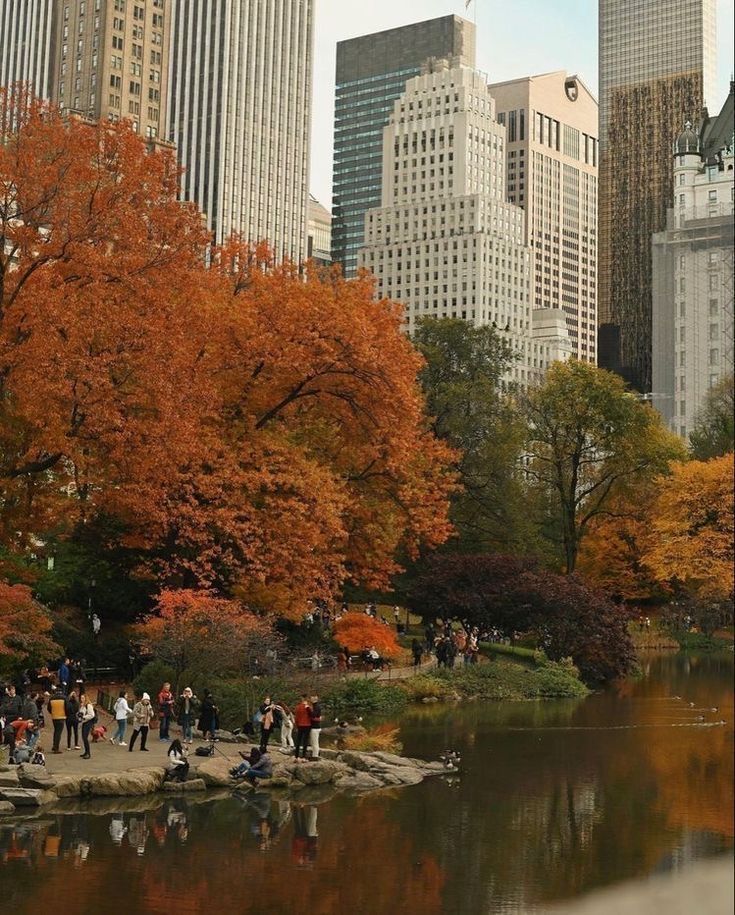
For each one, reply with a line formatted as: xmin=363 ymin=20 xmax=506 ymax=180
xmin=690 ymin=373 xmax=734 ymax=460
xmin=522 ymin=361 xmax=685 ymax=574
xmin=413 ymin=318 xmax=539 ymax=553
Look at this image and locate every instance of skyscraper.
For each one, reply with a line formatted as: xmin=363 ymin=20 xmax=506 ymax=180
xmin=332 ymin=15 xmax=476 ymax=276
xmin=0 ymin=0 xmax=57 ymax=99
xmin=598 ymin=0 xmax=717 ymax=392
xmin=359 ymin=60 xmax=572 ymax=389
xmin=167 ymin=0 xmax=314 ymax=258
xmin=51 ymin=0 xmax=171 ymax=142
xmin=489 ymin=71 xmax=599 ymax=362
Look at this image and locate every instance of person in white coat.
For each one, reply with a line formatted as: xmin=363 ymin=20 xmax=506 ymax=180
xmin=111 ymin=690 xmax=133 ymax=745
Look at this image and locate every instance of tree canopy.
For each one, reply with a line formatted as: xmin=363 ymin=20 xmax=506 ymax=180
xmin=690 ymin=374 xmax=734 ymax=461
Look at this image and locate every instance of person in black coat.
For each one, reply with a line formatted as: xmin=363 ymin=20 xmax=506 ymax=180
xmin=198 ymin=690 xmax=218 ymax=740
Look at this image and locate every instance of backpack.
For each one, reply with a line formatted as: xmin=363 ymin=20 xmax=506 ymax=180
xmin=195 ymin=744 xmax=214 ymax=757
xmin=253 ymin=709 xmax=263 ymax=725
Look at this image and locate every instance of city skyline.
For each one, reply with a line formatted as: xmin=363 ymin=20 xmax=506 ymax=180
xmin=311 ymin=0 xmax=734 ymax=206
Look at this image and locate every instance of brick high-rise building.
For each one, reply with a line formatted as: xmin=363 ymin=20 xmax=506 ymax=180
xmin=489 ymin=71 xmax=599 ymax=362
xmin=598 ymin=0 xmax=717 ymax=392
xmin=332 ymin=15 xmax=476 ymax=277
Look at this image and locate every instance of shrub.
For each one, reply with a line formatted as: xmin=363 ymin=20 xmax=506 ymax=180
xmin=399 ymin=675 xmax=454 ymax=701
xmin=343 ymin=727 xmax=402 ymax=754
xmin=321 ymin=679 xmax=406 ymax=718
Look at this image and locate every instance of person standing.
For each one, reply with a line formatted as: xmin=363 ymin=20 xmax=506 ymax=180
xmin=64 ymin=690 xmax=81 ymax=750
xmin=293 ymin=695 xmax=311 ymax=761
xmin=278 ymin=703 xmax=295 ymax=751
xmin=129 ymin=693 xmax=153 ymax=752
xmin=57 ymin=658 xmax=70 ymax=694
xmin=258 ymin=696 xmax=276 ymax=753
xmin=412 ymin=638 xmax=423 ymax=668
xmin=308 ymin=695 xmax=322 ymax=760
xmin=157 ymin=682 xmax=174 ymax=742
xmin=177 ymin=688 xmax=198 ymax=745
xmin=47 ymin=691 xmax=67 ymax=754
xmin=78 ymin=693 xmax=96 ymax=759
xmin=198 ymin=690 xmax=218 ymax=741
xmin=111 ymin=690 xmax=132 ymax=745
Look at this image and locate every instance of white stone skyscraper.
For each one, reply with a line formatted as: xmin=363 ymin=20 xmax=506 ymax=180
xmin=0 ymin=0 xmax=57 ymax=99
xmin=167 ymin=0 xmax=314 ymax=259
xmin=359 ymin=60 xmax=571 ymax=388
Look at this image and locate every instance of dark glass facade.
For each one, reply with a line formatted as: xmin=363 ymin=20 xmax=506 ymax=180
xmin=332 ymin=15 xmax=475 ymax=276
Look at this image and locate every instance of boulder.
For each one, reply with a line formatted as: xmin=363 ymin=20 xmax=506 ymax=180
xmin=18 ymin=764 xmax=55 ymax=790
xmin=54 ymin=776 xmax=87 ymax=798
xmin=0 ymin=788 xmax=57 ymax=807
xmin=85 ymin=767 xmax=165 ymax=797
xmin=214 ymin=730 xmax=246 ymax=744
xmin=0 ymin=800 xmax=16 ymax=815
xmin=162 ymin=778 xmax=206 ymax=793
xmin=0 ymin=770 xmax=20 ymax=788
xmin=292 ymin=759 xmax=347 ymax=786
xmin=195 ymin=758 xmax=235 ymax=788
xmin=334 ymin=772 xmax=385 ymax=792
xmin=338 ymin=751 xmax=375 ymax=772
xmin=375 ymin=765 xmax=425 ymax=787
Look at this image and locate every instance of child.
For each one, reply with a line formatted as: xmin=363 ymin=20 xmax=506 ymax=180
xmin=91 ymin=723 xmax=107 ymax=742
xmin=166 ymin=739 xmax=189 ymax=783
xmin=32 ymin=745 xmax=46 ymax=767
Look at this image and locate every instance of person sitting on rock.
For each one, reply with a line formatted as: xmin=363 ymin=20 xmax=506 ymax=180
xmin=230 ymin=747 xmax=273 ymax=785
xmin=166 ymin=739 xmax=189 ymax=783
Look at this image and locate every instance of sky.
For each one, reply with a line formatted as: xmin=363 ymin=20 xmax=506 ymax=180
xmin=310 ymin=0 xmax=735 ymax=205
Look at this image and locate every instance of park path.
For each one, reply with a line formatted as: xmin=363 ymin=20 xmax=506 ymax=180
xmin=345 ymin=656 xmax=437 ymax=682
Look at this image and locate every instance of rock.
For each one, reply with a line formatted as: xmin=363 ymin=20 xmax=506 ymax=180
xmin=214 ymin=730 xmax=246 ymax=744
xmin=0 ymin=800 xmax=16 ymax=815
xmin=54 ymin=776 xmax=87 ymax=798
xmin=195 ymin=758 xmax=235 ymax=788
xmin=85 ymin=768 xmax=165 ymax=797
xmin=17 ymin=764 xmax=55 ymax=790
xmin=267 ymin=774 xmax=294 ymax=788
xmin=370 ymin=752 xmax=418 ymax=768
xmin=0 ymin=788 xmax=57 ymax=807
xmin=376 ymin=765 xmax=425 ymax=787
xmin=162 ymin=778 xmax=206 ymax=793
xmin=0 ymin=770 xmax=20 ymax=788
xmin=338 ymin=751 xmax=375 ymax=772
xmin=422 ymin=696 xmax=440 ymax=703
xmin=334 ymin=772 xmax=385 ymax=792
xmin=292 ymin=759 xmax=347 ymax=786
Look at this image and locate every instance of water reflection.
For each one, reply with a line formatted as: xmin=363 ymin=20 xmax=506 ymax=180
xmin=1 ymin=653 xmax=732 ymax=915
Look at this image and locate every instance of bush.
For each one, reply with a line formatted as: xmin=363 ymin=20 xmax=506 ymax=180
xmin=434 ymin=658 xmax=588 ymax=701
xmin=398 ymin=675 xmax=454 ymax=701
xmin=343 ymin=727 xmax=402 ymax=754
xmin=321 ymin=679 xmax=407 ymax=719
xmin=132 ymin=660 xmax=176 ymax=701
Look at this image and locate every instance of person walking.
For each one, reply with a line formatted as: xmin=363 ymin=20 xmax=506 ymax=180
xmin=78 ymin=693 xmax=96 ymax=759
xmin=177 ymin=688 xmax=198 ymax=745
xmin=64 ymin=690 xmax=80 ymax=750
xmin=411 ymin=638 xmax=423 ymax=668
xmin=57 ymin=658 xmax=70 ymax=694
xmin=47 ymin=691 xmax=67 ymax=754
xmin=111 ymin=690 xmax=132 ymax=745
xmin=129 ymin=693 xmax=153 ymax=752
xmin=157 ymin=682 xmax=175 ymax=742
xmin=198 ymin=690 xmax=218 ymax=741
xmin=293 ymin=695 xmax=312 ymax=762
xmin=308 ymin=694 xmax=322 ymax=761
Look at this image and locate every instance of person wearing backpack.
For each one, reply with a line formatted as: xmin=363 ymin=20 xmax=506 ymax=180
xmin=78 ymin=692 xmax=96 ymax=759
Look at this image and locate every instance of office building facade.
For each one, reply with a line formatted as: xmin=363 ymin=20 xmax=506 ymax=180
xmin=652 ymin=88 xmax=734 ymax=439
xmin=0 ymin=0 xmax=57 ymax=100
xmin=488 ymin=71 xmax=599 ymax=362
xmin=307 ymin=194 xmax=332 ymax=266
xmin=359 ymin=61 xmax=571 ymax=389
xmin=333 ymin=15 xmax=476 ymax=276
xmin=168 ymin=0 xmax=313 ymax=258
xmin=598 ymin=0 xmax=717 ymax=392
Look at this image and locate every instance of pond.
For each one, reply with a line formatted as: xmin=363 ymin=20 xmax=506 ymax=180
xmin=2 ymin=652 xmax=733 ymax=913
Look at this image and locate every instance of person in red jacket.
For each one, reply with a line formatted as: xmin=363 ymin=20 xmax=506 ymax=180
xmin=293 ymin=695 xmax=312 ymax=761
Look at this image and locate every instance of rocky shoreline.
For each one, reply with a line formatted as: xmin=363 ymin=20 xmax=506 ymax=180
xmin=0 ymin=749 xmax=450 ymax=817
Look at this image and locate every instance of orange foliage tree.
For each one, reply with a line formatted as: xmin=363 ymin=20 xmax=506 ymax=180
xmin=0 ymin=90 xmax=455 ymax=615
xmin=0 ymin=581 xmax=59 ymax=668
xmin=134 ymin=589 xmax=273 ymax=682
xmin=643 ymin=454 xmax=734 ymax=601
xmin=333 ymin=612 xmax=403 ymax=659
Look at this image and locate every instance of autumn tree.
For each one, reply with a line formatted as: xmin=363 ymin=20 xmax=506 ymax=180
xmin=413 ymin=318 xmax=541 ymax=554
xmin=690 ymin=374 xmax=734 ymax=460
xmin=0 ymin=91 xmax=455 ymax=616
xmin=134 ymin=589 xmax=275 ymax=685
xmin=522 ymin=361 xmax=685 ymax=573
xmin=644 ymin=454 xmax=734 ymax=602
xmin=0 ymin=581 xmax=59 ymax=670
xmin=408 ymin=553 xmax=636 ymax=683
xmin=333 ymin=612 xmax=403 ymax=660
